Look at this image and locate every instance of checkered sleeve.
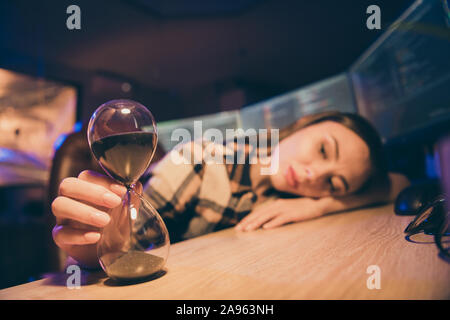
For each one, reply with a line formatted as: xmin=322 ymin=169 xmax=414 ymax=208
xmin=142 ymin=141 xmax=206 ymax=242
xmin=142 ymin=139 xmax=267 ymax=242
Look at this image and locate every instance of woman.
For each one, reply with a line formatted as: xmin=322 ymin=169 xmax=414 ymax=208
xmin=51 ymin=111 xmax=409 ymax=268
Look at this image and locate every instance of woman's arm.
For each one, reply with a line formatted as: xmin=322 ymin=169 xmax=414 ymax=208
xmin=51 ymin=142 xmax=204 ymax=268
xmin=236 ymin=172 xmax=410 ymax=231
xmin=318 ymin=172 xmax=411 ymax=215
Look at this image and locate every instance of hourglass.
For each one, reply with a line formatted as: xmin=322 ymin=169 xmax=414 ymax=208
xmin=87 ymin=99 xmax=170 ymax=281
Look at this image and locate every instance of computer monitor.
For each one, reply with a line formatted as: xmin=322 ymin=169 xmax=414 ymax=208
xmin=239 ymin=73 xmax=355 ymax=131
xmin=350 ymin=0 xmax=450 ymax=144
xmin=0 ymin=68 xmax=78 ymax=185
xmin=156 ymin=72 xmax=356 ymax=151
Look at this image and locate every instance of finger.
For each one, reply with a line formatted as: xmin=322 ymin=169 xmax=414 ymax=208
xmin=52 ymin=196 xmax=111 ymax=228
xmin=239 ymin=210 xmax=280 ymax=231
xmin=133 ymin=182 xmax=143 ymax=195
xmin=244 ymin=211 xmax=279 ymax=231
xmin=53 ymin=225 xmax=101 ymax=246
xmin=236 ymin=204 xmax=274 ymax=229
xmin=235 ymin=211 xmax=262 ymax=231
xmin=235 ymin=211 xmax=259 ymax=231
xmin=78 ymin=170 xmax=127 ymax=197
xmin=55 ymin=218 xmax=101 ymax=231
xmin=59 ymin=177 xmax=122 ymax=209
xmin=262 ymin=214 xmax=293 ymax=230
xmin=110 ymin=183 xmax=128 ymax=197
xmin=236 ymin=206 xmax=267 ymax=227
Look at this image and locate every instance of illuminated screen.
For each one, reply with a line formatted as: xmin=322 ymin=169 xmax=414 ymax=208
xmin=350 ymin=0 xmax=450 ymax=142
xmin=156 ymin=73 xmax=356 ymax=152
xmin=0 ymin=68 xmax=77 ymax=185
xmin=239 ymin=73 xmax=356 ymax=131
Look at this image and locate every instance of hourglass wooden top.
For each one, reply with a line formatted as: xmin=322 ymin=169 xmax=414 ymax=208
xmin=91 ymin=131 xmax=157 ymax=186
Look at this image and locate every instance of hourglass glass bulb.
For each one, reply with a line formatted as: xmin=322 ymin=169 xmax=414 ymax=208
xmin=87 ymin=99 xmax=158 ymax=187
xmin=87 ymin=99 xmax=170 ymax=282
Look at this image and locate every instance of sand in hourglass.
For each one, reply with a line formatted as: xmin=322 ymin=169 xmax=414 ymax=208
xmin=91 ymin=131 xmax=157 ymax=186
xmin=105 ymin=251 xmax=165 ymax=280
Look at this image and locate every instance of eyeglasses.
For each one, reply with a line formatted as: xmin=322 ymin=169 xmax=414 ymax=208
xmin=404 ymin=195 xmax=450 ymax=258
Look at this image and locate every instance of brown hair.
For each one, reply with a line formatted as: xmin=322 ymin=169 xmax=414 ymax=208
xmin=277 ymin=111 xmax=389 ymax=194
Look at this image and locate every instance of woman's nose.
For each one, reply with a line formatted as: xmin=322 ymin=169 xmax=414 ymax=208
xmin=298 ymin=165 xmax=328 ymax=185
xmin=306 ymin=167 xmax=314 ymax=177
xmin=304 ymin=167 xmax=314 ymax=180
xmin=296 ymin=166 xmax=315 ymax=183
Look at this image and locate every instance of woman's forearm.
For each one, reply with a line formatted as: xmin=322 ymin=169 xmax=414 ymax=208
xmin=318 ymin=192 xmax=386 ymax=216
xmin=318 ymin=172 xmax=411 ymax=215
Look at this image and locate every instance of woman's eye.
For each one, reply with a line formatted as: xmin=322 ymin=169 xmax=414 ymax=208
xmin=328 ymin=177 xmax=336 ymax=193
xmin=320 ymin=143 xmax=327 ymax=159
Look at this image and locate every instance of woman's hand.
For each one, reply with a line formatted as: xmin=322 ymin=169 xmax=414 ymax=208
xmin=235 ymin=197 xmax=327 ymax=232
xmin=51 ymin=170 xmax=128 ymax=268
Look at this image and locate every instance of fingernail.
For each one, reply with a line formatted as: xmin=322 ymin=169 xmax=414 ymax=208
xmin=235 ymin=224 xmax=242 ymax=231
xmin=110 ymin=183 xmax=127 ymax=195
xmin=93 ymin=212 xmax=110 ymax=226
xmin=103 ymin=192 xmax=122 ymax=207
xmin=84 ymin=232 xmax=101 ymax=243
xmin=244 ymin=225 xmax=254 ymax=231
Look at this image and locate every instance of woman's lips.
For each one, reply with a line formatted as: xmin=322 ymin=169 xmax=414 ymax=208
xmin=285 ymin=165 xmax=299 ymax=189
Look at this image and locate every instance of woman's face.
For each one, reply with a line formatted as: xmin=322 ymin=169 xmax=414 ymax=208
xmin=270 ymin=121 xmax=372 ymax=198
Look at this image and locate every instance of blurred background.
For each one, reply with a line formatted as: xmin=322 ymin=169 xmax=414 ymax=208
xmin=1 ymin=0 xmax=449 ymax=289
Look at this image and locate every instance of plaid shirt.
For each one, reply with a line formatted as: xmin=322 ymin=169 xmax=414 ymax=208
xmin=143 ymin=138 xmax=280 ymax=243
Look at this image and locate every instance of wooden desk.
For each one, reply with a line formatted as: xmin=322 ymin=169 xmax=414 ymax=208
xmin=1 ymin=204 xmax=449 ymax=299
